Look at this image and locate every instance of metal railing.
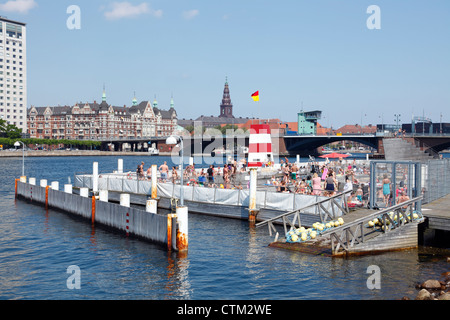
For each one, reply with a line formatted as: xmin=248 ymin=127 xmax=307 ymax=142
xmin=328 ymin=196 xmax=423 ymax=255
xmin=422 ymin=158 xmax=450 ymax=204
xmin=255 ymin=190 xmax=352 ymax=242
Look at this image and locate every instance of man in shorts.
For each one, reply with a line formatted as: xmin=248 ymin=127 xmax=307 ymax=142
xmin=159 ymin=161 xmax=169 ymax=182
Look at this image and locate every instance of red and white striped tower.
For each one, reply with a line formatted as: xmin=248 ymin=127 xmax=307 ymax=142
xmin=247 ymin=124 xmax=274 ymax=168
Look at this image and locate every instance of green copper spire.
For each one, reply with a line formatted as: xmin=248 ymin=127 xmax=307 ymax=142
xmin=132 ymin=91 xmax=138 ymax=106
xmin=102 ymin=84 xmax=106 ymax=102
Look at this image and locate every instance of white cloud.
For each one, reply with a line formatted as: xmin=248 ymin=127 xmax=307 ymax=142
xmin=182 ymin=9 xmax=199 ymax=20
xmin=104 ymin=2 xmax=162 ymax=20
xmin=0 ymin=0 xmax=37 ymax=14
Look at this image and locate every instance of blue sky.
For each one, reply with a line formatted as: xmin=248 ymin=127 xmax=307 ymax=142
xmin=1 ymin=0 xmax=449 ymax=128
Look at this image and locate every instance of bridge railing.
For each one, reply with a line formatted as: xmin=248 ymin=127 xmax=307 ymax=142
xmin=377 ymin=131 xmax=450 ymax=137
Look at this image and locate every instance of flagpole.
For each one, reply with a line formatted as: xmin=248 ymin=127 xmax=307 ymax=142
xmin=258 ymin=99 xmax=261 ymax=125
xmin=257 ymin=91 xmax=260 ymax=124
xmin=251 ymin=91 xmax=260 ymax=125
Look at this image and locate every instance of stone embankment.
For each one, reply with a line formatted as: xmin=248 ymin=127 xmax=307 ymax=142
xmin=403 ymin=269 xmax=450 ymax=300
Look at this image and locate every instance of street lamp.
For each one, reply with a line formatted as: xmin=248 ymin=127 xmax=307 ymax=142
xmin=166 ymin=135 xmax=184 ymax=206
xmin=14 ymin=141 xmax=25 ymax=177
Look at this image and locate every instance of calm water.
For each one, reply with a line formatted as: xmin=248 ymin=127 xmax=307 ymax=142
xmin=0 ymin=155 xmax=449 ymax=300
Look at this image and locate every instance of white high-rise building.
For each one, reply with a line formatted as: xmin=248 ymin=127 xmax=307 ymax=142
xmin=0 ymin=17 xmax=27 ymax=133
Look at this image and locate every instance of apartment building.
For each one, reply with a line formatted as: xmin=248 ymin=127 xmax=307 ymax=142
xmin=0 ymin=17 xmax=27 ymax=132
xmin=27 ymin=93 xmax=178 ymax=140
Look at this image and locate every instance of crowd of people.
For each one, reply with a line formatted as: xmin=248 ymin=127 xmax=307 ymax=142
xmin=268 ymin=158 xmax=371 ymax=198
xmin=132 ymin=157 xmax=413 ymax=208
xmin=135 ymin=159 xmax=248 ymax=189
xmin=134 ymin=157 xmax=372 ymax=197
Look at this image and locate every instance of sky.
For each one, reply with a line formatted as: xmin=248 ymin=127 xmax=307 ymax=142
xmin=1 ymin=0 xmax=449 ymax=128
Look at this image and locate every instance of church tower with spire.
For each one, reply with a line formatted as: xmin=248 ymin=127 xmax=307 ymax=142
xmin=219 ymin=77 xmax=234 ymax=118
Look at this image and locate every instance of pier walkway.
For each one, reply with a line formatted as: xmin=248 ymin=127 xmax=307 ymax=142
xmin=260 ymin=197 xmax=424 ymax=257
xmin=422 ymin=194 xmax=450 ymax=232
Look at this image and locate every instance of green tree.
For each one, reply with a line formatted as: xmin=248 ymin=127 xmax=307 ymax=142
xmin=0 ymin=119 xmax=23 ymax=139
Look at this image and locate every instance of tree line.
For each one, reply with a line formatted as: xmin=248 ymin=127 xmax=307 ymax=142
xmin=0 ymin=119 xmax=101 ymax=149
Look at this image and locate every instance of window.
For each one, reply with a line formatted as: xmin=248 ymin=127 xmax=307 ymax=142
xmin=5 ymin=23 xmax=22 ymax=39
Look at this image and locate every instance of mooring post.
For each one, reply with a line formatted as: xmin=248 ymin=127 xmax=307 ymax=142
xmin=20 ymin=176 xmax=27 ymax=183
xmin=29 ymin=178 xmax=36 ymax=186
xmin=40 ymin=179 xmax=47 ymax=187
xmin=15 ymin=179 xmax=19 ymax=197
xmin=51 ymin=181 xmax=59 ymax=190
xmin=99 ymin=190 xmax=108 ymax=202
xmin=120 ymin=194 xmax=130 ymax=207
xmin=248 ymin=168 xmax=259 ymax=225
xmin=176 ymin=206 xmax=188 ymax=252
xmin=80 ymin=187 xmax=89 ymax=198
xmin=93 ymin=162 xmax=99 ymax=194
xmin=118 ymin=159 xmax=123 ymax=174
xmin=151 ymin=164 xmax=158 ymax=199
xmin=64 ymin=184 xmax=73 ymax=194
xmin=45 ymin=186 xmax=50 ymax=209
xmin=91 ymin=196 xmax=96 ymax=225
xmin=167 ymin=214 xmax=174 ymax=251
xmin=146 ymin=199 xmax=158 ymax=214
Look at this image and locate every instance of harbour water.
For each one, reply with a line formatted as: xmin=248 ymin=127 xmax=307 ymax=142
xmin=0 ymin=155 xmax=449 ymax=300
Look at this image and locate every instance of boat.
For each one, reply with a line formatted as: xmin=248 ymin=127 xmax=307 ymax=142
xmin=148 ymin=147 xmax=160 ymax=156
xmin=211 ymin=148 xmax=232 ymax=157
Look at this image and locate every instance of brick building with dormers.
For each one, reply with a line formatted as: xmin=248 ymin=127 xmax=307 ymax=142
xmin=27 ymin=90 xmax=177 ymax=140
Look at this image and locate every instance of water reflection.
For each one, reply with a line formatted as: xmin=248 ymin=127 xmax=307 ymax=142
xmin=165 ymin=252 xmax=192 ymax=299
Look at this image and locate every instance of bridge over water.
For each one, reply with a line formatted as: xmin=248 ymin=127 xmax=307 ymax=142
xmin=97 ymin=134 xmax=450 ymax=158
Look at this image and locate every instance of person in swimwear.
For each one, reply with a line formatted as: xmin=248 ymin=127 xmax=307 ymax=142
xmin=382 ymin=174 xmax=390 ymax=207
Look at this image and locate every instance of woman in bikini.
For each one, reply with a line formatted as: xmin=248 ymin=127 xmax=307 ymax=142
xmin=382 ymin=175 xmax=391 ymax=207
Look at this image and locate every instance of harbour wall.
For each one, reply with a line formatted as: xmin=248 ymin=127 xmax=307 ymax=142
xmin=15 ymin=179 xmax=179 ymax=251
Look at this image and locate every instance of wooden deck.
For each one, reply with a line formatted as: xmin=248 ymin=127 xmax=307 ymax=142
xmin=269 ymin=207 xmax=380 ymax=257
xmin=269 ymin=201 xmax=423 ymax=257
xmin=422 ymin=195 xmax=450 ymax=231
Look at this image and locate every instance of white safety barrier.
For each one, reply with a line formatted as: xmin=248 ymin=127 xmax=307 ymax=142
xmin=75 ymin=174 xmax=340 ymax=215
